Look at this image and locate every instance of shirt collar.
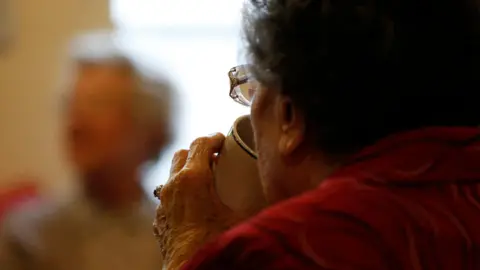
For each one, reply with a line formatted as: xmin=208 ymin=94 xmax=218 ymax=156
xmin=328 ymin=126 xmax=480 ymax=185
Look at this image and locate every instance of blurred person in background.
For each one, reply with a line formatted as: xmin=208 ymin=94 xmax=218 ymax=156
xmin=154 ymin=0 xmax=480 ymax=269
xmin=0 ymin=32 xmax=176 ymax=270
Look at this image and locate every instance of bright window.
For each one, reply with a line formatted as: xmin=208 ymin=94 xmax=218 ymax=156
xmin=111 ymin=0 xmax=249 ymax=194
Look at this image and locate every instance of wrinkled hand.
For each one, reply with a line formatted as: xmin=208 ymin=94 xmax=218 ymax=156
xmin=153 ymin=133 xmax=241 ymax=270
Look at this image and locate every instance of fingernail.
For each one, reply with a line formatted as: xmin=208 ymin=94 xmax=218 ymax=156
xmin=208 ymin=132 xmax=219 ymax=137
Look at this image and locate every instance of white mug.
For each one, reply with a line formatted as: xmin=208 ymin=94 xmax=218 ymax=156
xmin=213 ymin=115 xmax=266 ymax=215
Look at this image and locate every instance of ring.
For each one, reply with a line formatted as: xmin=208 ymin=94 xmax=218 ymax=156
xmin=153 ymin=185 xmax=164 ymax=199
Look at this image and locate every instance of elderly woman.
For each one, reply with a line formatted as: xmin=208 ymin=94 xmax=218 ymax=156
xmin=0 ymin=32 xmax=175 ymax=269
xmin=154 ymin=0 xmax=480 ymax=269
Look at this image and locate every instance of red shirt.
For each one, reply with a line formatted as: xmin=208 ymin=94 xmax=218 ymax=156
xmin=183 ymin=127 xmax=480 ymax=270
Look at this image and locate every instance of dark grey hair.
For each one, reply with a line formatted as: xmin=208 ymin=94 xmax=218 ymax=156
xmin=242 ymin=0 xmax=480 ymax=156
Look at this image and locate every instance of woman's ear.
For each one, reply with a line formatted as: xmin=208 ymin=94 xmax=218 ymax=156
xmin=276 ymin=97 xmax=305 ymax=157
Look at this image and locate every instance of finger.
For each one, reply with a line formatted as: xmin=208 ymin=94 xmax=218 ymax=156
xmin=185 ymin=133 xmax=225 ymax=169
xmin=153 ymin=204 xmax=166 ymax=239
xmin=170 ymin=149 xmax=188 ymax=175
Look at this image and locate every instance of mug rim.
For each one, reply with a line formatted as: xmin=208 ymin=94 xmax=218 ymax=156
xmin=232 ymin=115 xmax=258 ymax=159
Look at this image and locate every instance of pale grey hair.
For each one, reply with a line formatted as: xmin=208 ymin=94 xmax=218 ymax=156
xmin=66 ymin=31 xmax=177 ymax=163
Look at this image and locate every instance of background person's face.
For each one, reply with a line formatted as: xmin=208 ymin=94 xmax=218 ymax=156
xmin=64 ymin=64 xmax=141 ymax=175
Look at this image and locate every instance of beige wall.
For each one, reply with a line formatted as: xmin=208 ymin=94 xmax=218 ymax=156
xmin=0 ymin=0 xmax=111 ymax=197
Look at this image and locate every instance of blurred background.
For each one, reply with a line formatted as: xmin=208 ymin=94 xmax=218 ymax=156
xmin=0 ymin=2 xmax=251 ymax=267
xmin=0 ymin=0 xmax=248 ymax=202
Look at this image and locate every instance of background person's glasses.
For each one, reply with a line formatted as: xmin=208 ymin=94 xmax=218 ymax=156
xmin=228 ymin=65 xmax=258 ymax=106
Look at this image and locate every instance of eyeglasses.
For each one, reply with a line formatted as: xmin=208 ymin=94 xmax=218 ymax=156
xmin=228 ymin=65 xmax=259 ymax=106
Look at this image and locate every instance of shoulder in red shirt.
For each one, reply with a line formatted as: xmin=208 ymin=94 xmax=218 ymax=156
xmin=183 ymin=127 xmax=480 ymax=270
